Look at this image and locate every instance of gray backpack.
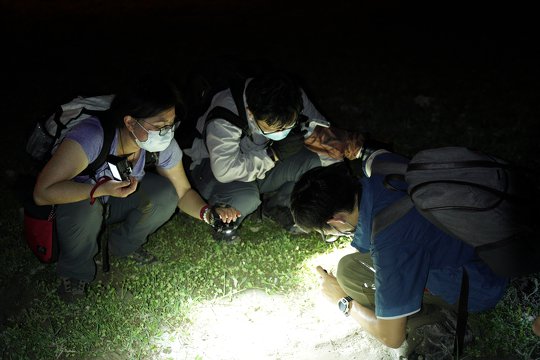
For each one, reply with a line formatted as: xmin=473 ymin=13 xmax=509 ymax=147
xmin=370 ymin=146 xmax=539 ymax=278
xmin=25 ymin=95 xmax=115 ymax=165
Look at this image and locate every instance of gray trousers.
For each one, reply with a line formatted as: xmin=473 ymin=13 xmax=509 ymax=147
xmin=55 ymin=172 xmax=178 ymax=282
xmin=190 ymin=148 xmax=321 ymax=224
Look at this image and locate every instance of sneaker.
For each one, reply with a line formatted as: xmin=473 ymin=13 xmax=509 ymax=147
xmin=126 ymin=247 xmax=157 ymax=265
xmin=58 ymin=277 xmax=88 ymax=303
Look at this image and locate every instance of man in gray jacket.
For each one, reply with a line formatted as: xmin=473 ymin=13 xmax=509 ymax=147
xmin=184 ymin=71 xmax=340 ymax=240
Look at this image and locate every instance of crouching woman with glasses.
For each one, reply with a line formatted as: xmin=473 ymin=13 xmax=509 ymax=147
xmin=33 ymin=75 xmax=240 ymax=302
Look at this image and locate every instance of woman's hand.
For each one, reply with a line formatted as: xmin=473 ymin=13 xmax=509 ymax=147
xmin=213 ymin=206 xmax=241 ymax=223
xmin=316 ymin=265 xmax=347 ymax=304
xmin=97 ymin=176 xmax=138 ymax=198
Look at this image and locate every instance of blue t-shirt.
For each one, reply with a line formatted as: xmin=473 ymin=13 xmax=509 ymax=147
xmin=64 ymin=116 xmax=182 ymax=184
xmin=351 ymin=153 xmax=508 ymax=319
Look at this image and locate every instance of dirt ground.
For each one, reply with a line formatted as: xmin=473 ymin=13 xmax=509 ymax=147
xmin=151 ymin=245 xmax=403 ymax=360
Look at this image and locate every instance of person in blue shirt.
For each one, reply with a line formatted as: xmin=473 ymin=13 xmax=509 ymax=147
xmin=290 ymin=154 xmax=508 ymax=353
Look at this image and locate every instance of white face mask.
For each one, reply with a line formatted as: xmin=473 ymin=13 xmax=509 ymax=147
xmin=249 ymin=113 xmax=294 ymax=141
xmin=133 ymin=121 xmax=173 ymax=152
xmin=263 ymin=128 xmax=292 ymax=141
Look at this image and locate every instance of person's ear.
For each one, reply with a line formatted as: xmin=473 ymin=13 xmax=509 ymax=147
xmin=124 ymin=115 xmax=136 ymax=131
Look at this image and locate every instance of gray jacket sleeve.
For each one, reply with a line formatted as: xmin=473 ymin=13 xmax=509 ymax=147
xmin=206 ymin=119 xmax=276 ymax=183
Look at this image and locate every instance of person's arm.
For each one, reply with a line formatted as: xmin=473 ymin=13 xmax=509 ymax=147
xmin=157 ymin=160 xmax=240 ymax=223
xmin=300 ymin=90 xmax=366 ymax=162
xmin=316 ymin=266 xmax=407 ymax=348
xmin=206 ymin=119 xmax=275 ymax=183
xmin=33 ymin=139 xmax=137 ymax=205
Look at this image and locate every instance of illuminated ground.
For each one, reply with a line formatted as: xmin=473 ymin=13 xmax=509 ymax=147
xmin=152 ymin=246 xmax=402 ymax=360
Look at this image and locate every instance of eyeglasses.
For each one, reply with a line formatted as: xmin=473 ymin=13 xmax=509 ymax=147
xmin=137 ymin=118 xmax=181 ymax=136
xmin=318 ymin=222 xmax=355 ymax=243
xmin=255 ymin=120 xmax=297 ymax=135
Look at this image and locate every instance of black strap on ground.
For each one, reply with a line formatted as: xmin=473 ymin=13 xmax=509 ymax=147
xmin=100 ymin=202 xmax=111 ymax=273
xmin=454 ymin=268 xmax=469 ymax=359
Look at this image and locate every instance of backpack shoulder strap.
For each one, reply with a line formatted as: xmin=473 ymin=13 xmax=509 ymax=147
xmin=201 ymin=78 xmax=250 ymax=144
xmin=205 ymin=106 xmax=247 ymax=130
xmin=79 ymin=112 xmax=116 ymax=176
xmin=454 ymin=268 xmax=469 ymax=359
xmin=228 ymin=76 xmax=249 ymax=127
xmin=371 ymin=195 xmax=414 ymax=242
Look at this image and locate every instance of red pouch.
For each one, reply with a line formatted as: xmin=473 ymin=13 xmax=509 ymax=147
xmin=23 ymin=204 xmax=58 ymax=263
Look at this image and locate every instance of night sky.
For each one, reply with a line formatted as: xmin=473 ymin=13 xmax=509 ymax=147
xmin=1 ymin=1 xmax=539 ymax=171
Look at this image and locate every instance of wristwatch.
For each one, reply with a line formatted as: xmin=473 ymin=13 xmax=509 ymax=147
xmin=338 ymin=296 xmax=353 ymax=317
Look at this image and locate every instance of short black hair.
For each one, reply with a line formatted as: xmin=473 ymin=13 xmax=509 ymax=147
xmin=290 ymin=162 xmax=360 ymax=233
xmin=245 ymin=71 xmax=303 ymax=128
xmin=109 ymin=74 xmax=183 ymax=128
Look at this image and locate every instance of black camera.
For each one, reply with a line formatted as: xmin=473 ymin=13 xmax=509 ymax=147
xmin=106 ymin=155 xmax=132 ymax=181
xmin=210 ymin=206 xmax=239 ymax=241
xmin=213 ymin=218 xmax=238 ymax=234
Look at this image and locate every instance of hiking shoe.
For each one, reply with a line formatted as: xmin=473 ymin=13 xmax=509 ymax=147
xmin=58 ymin=277 xmax=88 ymax=303
xmin=126 ymin=247 xmax=157 ymax=265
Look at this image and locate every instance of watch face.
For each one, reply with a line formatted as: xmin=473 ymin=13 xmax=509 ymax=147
xmin=339 ymin=298 xmax=349 ymax=312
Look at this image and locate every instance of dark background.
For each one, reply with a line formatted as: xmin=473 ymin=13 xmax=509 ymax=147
xmin=0 ymin=2 xmax=539 ymax=356
xmin=1 ymin=1 xmax=539 ymax=173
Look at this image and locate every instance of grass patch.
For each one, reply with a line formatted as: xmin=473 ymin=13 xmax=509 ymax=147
xmin=1 ymin=207 xmax=539 ymax=359
xmin=0 ymin=212 xmax=339 ymax=359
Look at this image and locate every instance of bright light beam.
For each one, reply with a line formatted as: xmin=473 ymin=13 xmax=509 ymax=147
xmin=152 ymin=245 xmax=404 ymax=359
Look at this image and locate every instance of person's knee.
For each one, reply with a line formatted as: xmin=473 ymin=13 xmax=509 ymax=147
xmin=56 ymin=203 xmax=102 ymax=257
xmin=210 ymin=187 xmax=261 ymax=218
xmin=285 ymin=150 xmax=321 ymax=180
xmin=336 ymin=253 xmax=376 ymax=309
xmin=144 ymin=175 xmax=179 ymax=216
xmin=336 ymin=253 xmax=359 ymax=288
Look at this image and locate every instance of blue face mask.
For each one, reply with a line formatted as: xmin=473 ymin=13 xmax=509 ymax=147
xmin=263 ymin=128 xmax=292 ymax=141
